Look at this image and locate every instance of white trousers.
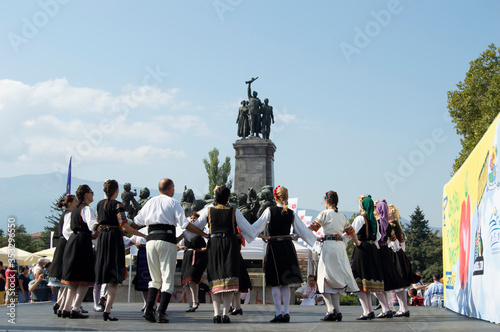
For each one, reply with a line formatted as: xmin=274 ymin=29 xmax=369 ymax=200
xmin=146 ymin=240 xmax=176 ymax=293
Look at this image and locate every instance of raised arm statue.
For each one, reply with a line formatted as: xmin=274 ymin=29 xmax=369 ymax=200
xmin=246 ymin=77 xmax=262 ymax=138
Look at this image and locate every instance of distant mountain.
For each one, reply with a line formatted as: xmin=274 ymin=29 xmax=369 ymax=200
xmin=0 ymin=173 xmax=442 ymax=235
xmin=0 ymin=173 xmax=179 ymax=234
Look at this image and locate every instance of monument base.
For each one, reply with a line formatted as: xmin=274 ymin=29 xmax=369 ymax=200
xmin=233 ymin=137 xmax=276 ymax=194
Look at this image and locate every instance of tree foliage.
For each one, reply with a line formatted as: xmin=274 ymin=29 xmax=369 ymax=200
xmin=403 ymin=206 xmax=443 ymax=280
xmin=202 ymin=147 xmax=232 ymax=196
xmin=0 ymin=224 xmax=39 ymax=252
xmin=448 ymin=43 xmax=500 ymax=174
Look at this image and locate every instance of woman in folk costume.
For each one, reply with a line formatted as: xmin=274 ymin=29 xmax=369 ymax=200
xmin=61 ymin=184 xmax=97 ymax=319
xmin=372 ymin=199 xmax=407 ymax=318
xmin=387 ymin=204 xmax=421 ymax=317
xmin=178 ymin=211 xmax=208 ymax=313
xmin=253 ymin=186 xmax=316 ymax=323
xmin=49 ymin=194 xmax=77 ymax=317
xmin=183 ymin=185 xmax=257 ymax=324
xmin=94 ymin=179 xmax=146 ymax=321
xmin=308 ymin=191 xmax=361 ymax=322
xmin=347 ymin=195 xmax=385 ymax=320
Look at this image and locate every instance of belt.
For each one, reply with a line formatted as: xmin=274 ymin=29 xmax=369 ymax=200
xmin=98 ymin=225 xmax=120 ymax=231
xmin=361 ymin=240 xmax=377 ymax=244
xmin=324 ymin=234 xmax=342 ymax=241
xmin=379 ymin=242 xmax=388 ymax=247
xmin=75 ymin=230 xmax=91 ymax=235
xmin=210 ymin=233 xmax=235 ymax=238
xmin=268 ymin=235 xmax=291 ymax=242
xmin=149 ymin=229 xmax=174 ymax=235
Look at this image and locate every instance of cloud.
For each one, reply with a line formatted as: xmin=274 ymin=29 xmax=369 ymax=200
xmin=0 ymin=78 xmax=209 ymax=170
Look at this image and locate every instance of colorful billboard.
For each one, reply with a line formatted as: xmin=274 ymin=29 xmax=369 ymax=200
xmin=443 ymin=113 xmax=500 ymax=323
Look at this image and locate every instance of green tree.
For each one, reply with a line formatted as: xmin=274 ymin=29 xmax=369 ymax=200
xmin=448 ymin=43 xmax=500 ymax=174
xmin=0 ymin=224 xmax=38 ymax=252
xmin=346 ymin=212 xmax=360 ymax=259
xmin=41 ymin=193 xmax=66 ymax=249
xmin=403 ymin=206 xmax=443 ymax=280
xmin=203 ymin=147 xmax=232 ymax=196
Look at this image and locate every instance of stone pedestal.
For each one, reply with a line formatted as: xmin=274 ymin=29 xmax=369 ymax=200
xmin=233 ymin=137 xmax=276 ymax=194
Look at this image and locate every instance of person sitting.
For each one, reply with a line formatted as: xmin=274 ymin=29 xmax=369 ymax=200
xmin=29 ymin=267 xmax=51 ymax=302
xmin=408 ymin=288 xmax=424 ymax=306
xmin=424 ymin=273 xmax=444 ymax=307
xmin=294 ymin=275 xmax=323 ymax=305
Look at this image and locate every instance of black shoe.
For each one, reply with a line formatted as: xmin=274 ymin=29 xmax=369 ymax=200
xmin=57 ymin=310 xmax=62 ymax=318
xmin=321 ymin=313 xmax=336 ymax=321
xmin=61 ymin=310 xmax=71 ymax=318
xmin=158 ymin=313 xmax=169 ymax=323
xmin=143 ymin=308 xmax=157 ymax=323
xmin=374 ymin=303 xmax=382 ymax=310
xmin=70 ymin=310 xmax=89 ymax=319
xmin=336 ymin=312 xmax=342 ymax=322
xmin=230 ymin=308 xmax=243 ymax=315
xmin=377 ymin=311 xmax=394 ymax=318
xmin=185 ymin=306 xmax=193 ymax=312
xmin=270 ymin=314 xmax=283 ymax=323
xmin=103 ymin=312 xmax=118 ymax=321
xmin=191 ymin=303 xmax=199 ymax=312
xmin=228 ymin=306 xmax=234 ymax=314
xmin=356 ymin=314 xmax=371 ymax=320
xmin=98 ymin=297 xmax=106 ymax=311
xmin=79 ymin=306 xmax=88 ymax=314
xmin=53 ymin=303 xmax=60 ymax=315
xmin=369 ymin=312 xmax=375 ymax=319
xmin=213 ymin=315 xmax=222 ymax=323
xmin=222 ymin=315 xmax=230 ymax=323
xmin=394 ymin=310 xmax=410 ymax=317
xmin=282 ymin=313 xmax=290 ymax=322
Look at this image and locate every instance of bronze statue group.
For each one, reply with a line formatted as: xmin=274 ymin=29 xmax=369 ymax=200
xmin=48 ymin=179 xmax=420 ymax=324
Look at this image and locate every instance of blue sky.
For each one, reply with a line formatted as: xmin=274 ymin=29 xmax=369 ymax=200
xmin=1 ymin=0 xmax=499 ymax=228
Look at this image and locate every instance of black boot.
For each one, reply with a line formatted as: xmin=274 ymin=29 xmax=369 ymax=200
xmin=143 ymin=288 xmax=159 ymax=323
xmin=157 ymin=292 xmax=172 ymax=323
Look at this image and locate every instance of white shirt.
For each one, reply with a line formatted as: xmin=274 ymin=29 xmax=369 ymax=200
xmin=62 ymin=212 xmax=72 ymax=241
xmin=252 ymin=205 xmax=316 ymax=247
xmin=133 ymin=194 xmax=190 ymax=230
xmin=184 ymin=205 xmax=256 ymax=243
xmin=80 ymin=206 xmax=97 ymax=233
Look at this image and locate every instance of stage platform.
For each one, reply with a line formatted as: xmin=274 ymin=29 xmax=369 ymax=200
xmin=1 ymin=302 xmax=498 ymax=331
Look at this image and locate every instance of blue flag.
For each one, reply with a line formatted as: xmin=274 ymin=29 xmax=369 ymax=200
xmin=66 ymin=157 xmax=72 ymax=195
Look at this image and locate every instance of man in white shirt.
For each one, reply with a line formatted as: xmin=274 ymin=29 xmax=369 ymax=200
xmin=294 ymin=275 xmax=323 ymax=305
xmin=131 ymin=178 xmax=206 ymax=323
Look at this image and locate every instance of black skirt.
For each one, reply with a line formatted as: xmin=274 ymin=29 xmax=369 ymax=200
xmin=181 ymin=249 xmax=208 ymax=286
xmin=395 ymin=248 xmax=421 ymax=287
xmin=62 ymin=232 xmax=95 ymax=285
xmin=206 ymin=236 xmax=240 ymax=294
xmin=48 ymin=237 xmax=67 ymax=280
xmin=378 ymin=245 xmax=407 ymax=291
xmin=351 ymin=242 xmax=385 ymax=292
xmin=95 ymin=228 xmax=126 ymax=284
xmin=264 ymin=239 xmax=302 ymax=287
xmin=238 ymin=252 xmax=252 ymax=291
xmin=134 ymin=245 xmax=151 ymax=291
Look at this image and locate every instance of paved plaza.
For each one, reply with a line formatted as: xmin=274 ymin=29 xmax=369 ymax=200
xmin=1 ymin=302 xmax=498 ymax=332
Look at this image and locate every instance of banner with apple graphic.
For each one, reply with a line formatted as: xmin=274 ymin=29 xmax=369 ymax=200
xmin=443 ymin=113 xmax=500 ymax=323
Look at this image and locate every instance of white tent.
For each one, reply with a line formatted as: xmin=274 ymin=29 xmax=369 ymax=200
xmin=34 ymin=247 xmax=56 ymax=261
xmin=0 ymin=247 xmax=44 ymax=266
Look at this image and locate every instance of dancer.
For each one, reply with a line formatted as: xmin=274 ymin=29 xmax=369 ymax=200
xmin=95 ymin=179 xmax=147 ymax=321
xmin=61 ymin=185 xmax=97 ymax=319
xmin=130 ymin=226 xmax=151 ymax=312
xmin=131 ymin=178 xmax=204 ymax=323
xmin=253 ymin=186 xmax=316 ymax=323
xmin=308 ymin=191 xmax=361 ymax=322
xmin=48 ymin=194 xmax=77 ymax=317
xmin=372 ymin=200 xmax=406 ymax=318
xmin=184 ymin=185 xmax=258 ymax=324
xmin=178 ymin=212 xmax=208 ymax=313
xmin=348 ymin=195 xmax=385 ymax=320
xmin=388 ymin=204 xmax=421 ymax=317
